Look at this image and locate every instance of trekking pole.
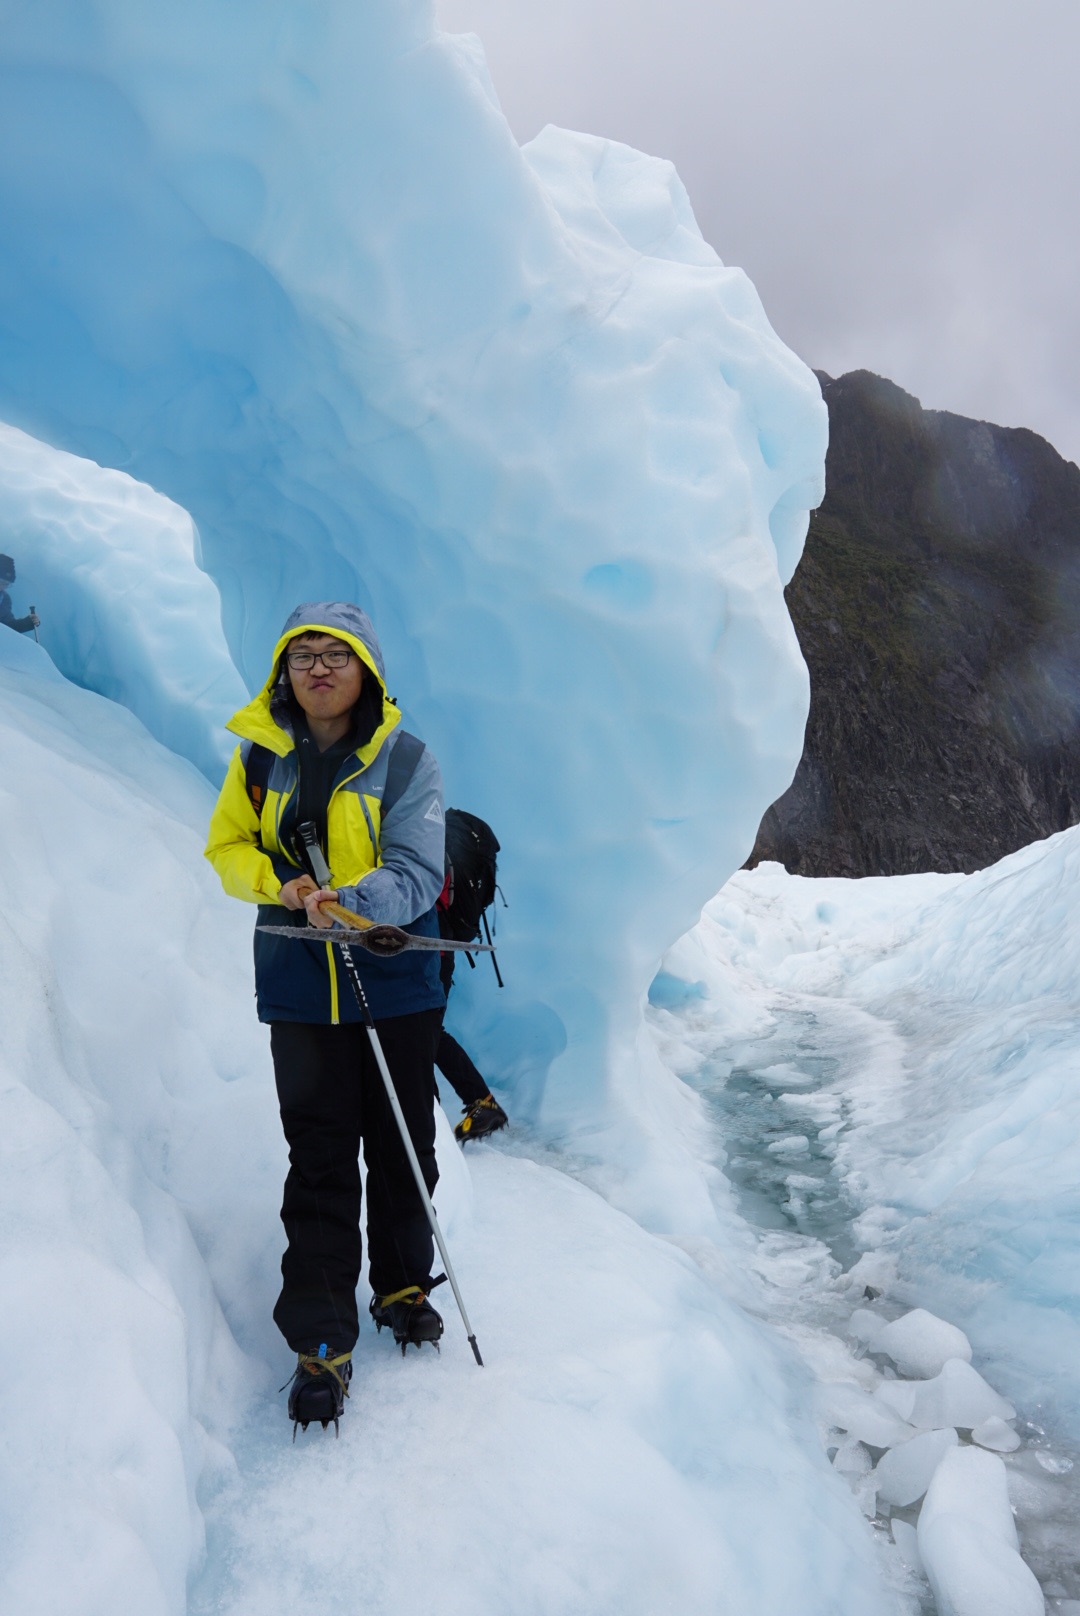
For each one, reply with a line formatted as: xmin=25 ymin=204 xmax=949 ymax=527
xmin=296 ymin=824 xmax=483 ymax=1367
xmin=335 ymin=941 xmax=484 ymax=1367
xmin=29 ymin=606 xmax=38 ymax=644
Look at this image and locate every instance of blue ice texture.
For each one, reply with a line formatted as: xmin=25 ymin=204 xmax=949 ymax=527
xmin=0 ymin=0 xmax=825 ymax=1205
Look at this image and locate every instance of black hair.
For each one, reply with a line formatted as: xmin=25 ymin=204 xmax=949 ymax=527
xmin=0 ymin=554 xmax=14 ymax=583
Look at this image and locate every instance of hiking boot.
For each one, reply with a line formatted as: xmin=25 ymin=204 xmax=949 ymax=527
xmin=454 ymin=1093 xmax=508 ymax=1144
xmin=370 ymin=1284 xmax=445 ymax=1355
xmin=285 ymin=1346 xmax=352 ymax=1438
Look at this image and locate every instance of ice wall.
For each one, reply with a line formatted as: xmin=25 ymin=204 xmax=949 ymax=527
xmin=0 ymin=422 xmax=246 ymax=779
xmin=0 ymin=0 xmax=825 ymax=1197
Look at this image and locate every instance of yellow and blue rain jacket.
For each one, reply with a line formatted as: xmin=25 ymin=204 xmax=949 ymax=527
xmin=205 ymin=601 xmax=446 ymax=1024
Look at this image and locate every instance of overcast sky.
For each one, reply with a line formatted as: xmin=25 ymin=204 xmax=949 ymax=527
xmin=436 ymin=0 xmax=1080 ymax=465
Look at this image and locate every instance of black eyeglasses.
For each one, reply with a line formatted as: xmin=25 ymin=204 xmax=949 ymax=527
xmin=286 ymin=647 xmax=355 ymax=671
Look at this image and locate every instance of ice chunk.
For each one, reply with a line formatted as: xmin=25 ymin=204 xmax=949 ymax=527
xmin=819 ymin=1381 xmax=916 ymax=1448
xmin=755 ymin=1063 xmax=816 ymax=1089
xmin=854 ymin=1472 xmax=880 ymax=1519
xmin=890 ymin=1518 xmax=923 ymax=1575
xmin=918 ymin=1447 xmax=1044 ymax=1616
xmin=875 ymin=1309 xmax=973 ymax=1378
xmin=832 ymin=1436 xmax=872 ymax=1478
xmin=766 ymin=1135 xmax=811 ymax=1156
xmin=875 ymin=1379 xmax=918 ymax=1423
xmin=1033 ymin=1450 xmax=1074 ymax=1475
xmin=840 ymin=1252 xmax=898 ymax=1300
xmin=908 ymin=1360 xmax=1016 ymax=1431
xmin=873 ymin=1427 xmax=958 ymax=1507
xmin=972 ymin=1417 xmax=1021 ymax=1454
xmin=847 ymin=1308 xmax=885 ymax=1351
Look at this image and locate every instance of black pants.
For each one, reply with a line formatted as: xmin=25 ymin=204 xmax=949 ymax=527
xmin=270 ymin=1010 xmax=441 ymax=1353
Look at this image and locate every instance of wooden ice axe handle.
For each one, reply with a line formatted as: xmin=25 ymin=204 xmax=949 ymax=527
xmin=317 ymin=901 xmax=374 ymax=931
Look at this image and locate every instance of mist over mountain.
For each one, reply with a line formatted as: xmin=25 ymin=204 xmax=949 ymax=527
xmin=750 ymin=369 xmax=1080 ymax=877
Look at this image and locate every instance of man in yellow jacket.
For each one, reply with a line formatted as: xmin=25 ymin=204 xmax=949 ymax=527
xmin=206 ymin=601 xmax=447 ymax=1432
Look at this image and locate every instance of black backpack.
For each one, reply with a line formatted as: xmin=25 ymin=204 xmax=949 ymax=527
xmin=441 ymin=809 xmax=500 ymax=944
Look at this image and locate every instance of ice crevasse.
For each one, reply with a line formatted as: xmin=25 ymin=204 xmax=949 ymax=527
xmin=0 ymin=0 xmax=825 ymax=1220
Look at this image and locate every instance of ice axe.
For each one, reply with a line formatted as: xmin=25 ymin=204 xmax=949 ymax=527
xmin=29 ymin=605 xmax=38 ymax=644
xmin=294 ymin=821 xmax=484 ymax=1367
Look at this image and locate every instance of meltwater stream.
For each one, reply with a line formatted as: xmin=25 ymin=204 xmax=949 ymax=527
xmin=696 ymin=998 xmax=875 ymax=1276
xmin=669 ymin=984 xmax=1080 ymax=1616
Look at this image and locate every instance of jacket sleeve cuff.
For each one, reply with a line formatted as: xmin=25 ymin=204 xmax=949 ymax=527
xmin=270 ymin=853 xmax=298 ymax=888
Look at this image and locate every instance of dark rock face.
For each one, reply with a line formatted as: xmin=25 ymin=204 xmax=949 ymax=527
xmin=750 ymin=369 xmax=1080 ymax=877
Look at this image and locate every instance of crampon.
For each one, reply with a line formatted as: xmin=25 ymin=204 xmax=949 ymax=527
xmin=283 ymin=1345 xmax=352 ymax=1439
xmin=454 ymin=1093 xmax=508 ymax=1144
xmin=370 ymin=1278 xmax=446 ymax=1356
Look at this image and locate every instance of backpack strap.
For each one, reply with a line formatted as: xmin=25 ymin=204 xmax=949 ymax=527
xmin=243 ymin=741 xmax=274 ymax=817
xmin=381 ymin=729 xmax=424 ymax=818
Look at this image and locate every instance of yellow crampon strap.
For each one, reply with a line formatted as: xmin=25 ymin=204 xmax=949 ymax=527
xmin=296 ymin=1349 xmax=352 ymax=1399
xmin=377 ymin=1284 xmax=426 ymax=1308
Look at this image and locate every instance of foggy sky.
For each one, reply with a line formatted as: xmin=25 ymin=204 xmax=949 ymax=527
xmin=436 ymin=0 xmax=1080 ymax=466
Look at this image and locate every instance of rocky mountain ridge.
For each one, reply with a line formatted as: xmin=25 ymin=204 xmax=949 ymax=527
xmin=750 ymin=369 xmax=1080 ymax=876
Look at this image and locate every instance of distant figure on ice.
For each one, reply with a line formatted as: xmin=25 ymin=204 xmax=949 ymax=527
xmin=205 ymin=602 xmax=449 ymax=1435
xmin=0 ymin=554 xmax=40 ymax=635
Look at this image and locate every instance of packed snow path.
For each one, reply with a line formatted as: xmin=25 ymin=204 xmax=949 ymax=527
xmin=650 ymin=860 xmax=1080 ymax=1616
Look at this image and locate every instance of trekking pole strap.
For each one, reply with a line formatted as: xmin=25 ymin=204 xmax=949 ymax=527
xmin=481 ymin=910 xmax=504 ymax=989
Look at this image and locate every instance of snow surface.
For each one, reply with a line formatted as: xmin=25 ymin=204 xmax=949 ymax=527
xmin=0 ymin=0 xmax=825 ymax=1204
xmin=0 ymin=638 xmax=894 ymax=1614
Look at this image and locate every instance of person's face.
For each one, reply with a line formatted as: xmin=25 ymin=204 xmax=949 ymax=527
xmin=285 ymin=633 xmax=364 ymax=723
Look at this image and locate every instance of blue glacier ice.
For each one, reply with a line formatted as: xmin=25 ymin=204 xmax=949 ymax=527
xmin=0 ymin=421 xmax=246 ymax=777
xmin=0 ymin=0 xmax=825 ymax=1217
